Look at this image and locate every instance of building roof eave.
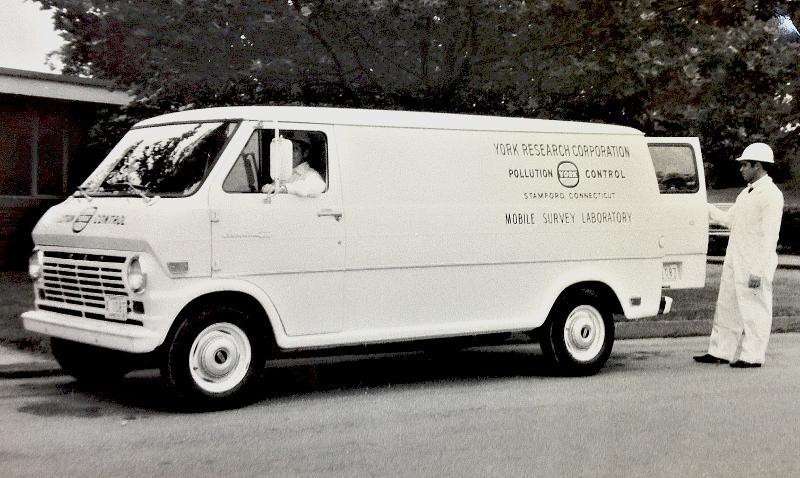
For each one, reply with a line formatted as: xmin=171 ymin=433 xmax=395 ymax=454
xmin=0 ymin=67 xmax=132 ymax=106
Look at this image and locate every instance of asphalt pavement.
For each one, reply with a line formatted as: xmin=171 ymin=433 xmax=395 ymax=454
xmin=2 ymin=255 xmax=799 ymax=379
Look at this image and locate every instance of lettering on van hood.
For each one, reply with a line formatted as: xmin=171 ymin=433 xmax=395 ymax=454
xmin=57 ymin=207 xmax=127 ymax=233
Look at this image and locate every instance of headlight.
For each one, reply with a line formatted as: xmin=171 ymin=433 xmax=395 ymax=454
xmin=127 ymin=257 xmax=147 ymax=294
xmin=28 ymin=250 xmax=44 ymax=280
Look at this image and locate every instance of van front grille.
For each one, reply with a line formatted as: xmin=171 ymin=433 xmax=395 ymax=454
xmin=38 ymin=250 xmax=130 ymax=319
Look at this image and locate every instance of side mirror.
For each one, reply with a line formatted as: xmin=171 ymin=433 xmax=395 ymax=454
xmin=270 ymin=136 xmax=293 ymax=182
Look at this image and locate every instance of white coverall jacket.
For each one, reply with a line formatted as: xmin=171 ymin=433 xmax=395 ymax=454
xmin=707 ymin=175 xmax=784 ymax=363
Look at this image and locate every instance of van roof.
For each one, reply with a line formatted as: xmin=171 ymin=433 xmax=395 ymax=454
xmin=134 ymin=106 xmax=643 ymax=135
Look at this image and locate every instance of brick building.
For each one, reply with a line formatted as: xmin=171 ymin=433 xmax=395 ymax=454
xmin=0 ymin=67 xmax=131 ymax=269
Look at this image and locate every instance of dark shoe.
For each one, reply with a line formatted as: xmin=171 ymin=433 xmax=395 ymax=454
xmin=693 ymin=353 xmax=729 ymax=364
xmin=730 ymin=361 xmax=761 ymax=368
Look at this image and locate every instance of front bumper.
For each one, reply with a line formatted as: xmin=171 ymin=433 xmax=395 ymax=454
xmin=22 ymin=310 xmax=162 ymax=353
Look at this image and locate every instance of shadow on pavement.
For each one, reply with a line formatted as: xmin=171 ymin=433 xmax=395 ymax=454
xmin=16 ymin=345 xmax=628 ymax=414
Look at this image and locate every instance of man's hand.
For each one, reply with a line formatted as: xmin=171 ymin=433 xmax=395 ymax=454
xmin=748 ymin=274 xmax=762 ymax=289
xmin=261 ymin=183 xmax=286 ymax=194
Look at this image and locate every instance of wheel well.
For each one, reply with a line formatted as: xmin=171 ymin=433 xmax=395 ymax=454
xmin=162 ymin=291 xmax=276 ymax=353
xmin=555 ymin=281 xmax=623 ymax=316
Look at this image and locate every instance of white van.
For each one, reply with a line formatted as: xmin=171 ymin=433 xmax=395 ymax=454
xmin=22 ymin=107 xmax=707 ymax=405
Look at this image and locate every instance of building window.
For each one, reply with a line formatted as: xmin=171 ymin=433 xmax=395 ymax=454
xmin=0 ymin=97 xmax=70 ymax=197
xmin=0 ymin=102 xmax=34 ymax=195
xmin=37 ymin=111 xmax=67 ymax=196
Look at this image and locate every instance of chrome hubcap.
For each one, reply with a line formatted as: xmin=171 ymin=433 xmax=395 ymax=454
xmin=189 ymin=322 xmax=252 ymax=394
xmin=563 ymin=305 xmax=605 ymax=362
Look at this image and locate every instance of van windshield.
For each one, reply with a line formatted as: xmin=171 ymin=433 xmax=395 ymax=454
xmin=80 ymin=121 xmax=238 ymax=197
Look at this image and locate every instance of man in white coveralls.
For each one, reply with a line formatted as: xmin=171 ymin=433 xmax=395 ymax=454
xmin=261 ymin=139 xmax=325 ymax=197
xmin=694 ymin=143 xmax=784 ymax=368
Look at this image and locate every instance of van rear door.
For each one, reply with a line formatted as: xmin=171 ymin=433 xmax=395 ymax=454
xmin=647 ymin=137 xmax=708 ymax=289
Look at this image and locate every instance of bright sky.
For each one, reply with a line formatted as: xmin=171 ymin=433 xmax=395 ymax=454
xmin=0 ymin=0 xmax=65 ymax=72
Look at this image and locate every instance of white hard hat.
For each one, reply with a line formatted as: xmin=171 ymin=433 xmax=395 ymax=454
xmin=736 ymin=142 xmax=774 ymax=163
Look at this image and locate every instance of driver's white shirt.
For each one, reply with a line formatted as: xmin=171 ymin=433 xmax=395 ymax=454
xmin=284 ymin=162 xmax=325 ymax=197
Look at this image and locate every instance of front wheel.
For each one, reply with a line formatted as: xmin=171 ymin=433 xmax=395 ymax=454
xmin=162 ymin=304 xmax=267 ymax=408
xmin=540 ymin=290 xmax=614 ymax=376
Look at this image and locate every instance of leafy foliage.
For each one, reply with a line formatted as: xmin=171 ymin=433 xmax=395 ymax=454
xmin=37 ymin=0 xmax=800 ymax=187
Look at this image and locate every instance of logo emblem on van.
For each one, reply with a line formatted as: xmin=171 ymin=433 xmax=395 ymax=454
xmin=557 ymin=161 xmax=580 ymax=188
xmin=73 ymin=207 xmax=97 ymax=233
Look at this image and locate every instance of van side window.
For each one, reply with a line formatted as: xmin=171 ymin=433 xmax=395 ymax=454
xmin=222 ymin=129 xmax=328 ymax=194
xmin=648 ymin=144 xmax=699 ymax=194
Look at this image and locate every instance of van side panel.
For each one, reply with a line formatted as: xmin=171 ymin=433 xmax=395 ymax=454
xmin=334 ymin=125 xmax=663 ymax=337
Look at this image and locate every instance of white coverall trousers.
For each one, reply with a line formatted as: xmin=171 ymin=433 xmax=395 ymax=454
xmin=708 ymin=256 xmax=774 ymax=363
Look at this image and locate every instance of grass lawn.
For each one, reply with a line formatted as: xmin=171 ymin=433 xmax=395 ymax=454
xmin=2 ymin=264 xmax=799 ymax=356
xmin=643 ymin=263 xmax=800 ymax=321
xmin=0 ymin=272 xmax=50 ymax=354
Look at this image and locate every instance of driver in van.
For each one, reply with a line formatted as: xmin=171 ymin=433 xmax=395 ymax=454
xmin=261 ymin=139 xmax=325 ymax=197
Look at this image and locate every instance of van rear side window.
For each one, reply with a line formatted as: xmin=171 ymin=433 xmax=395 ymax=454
xmin=648 ymin=144 xmax=699 ymax=194
xmin=223 ymin=129 xmax=328 ymax=193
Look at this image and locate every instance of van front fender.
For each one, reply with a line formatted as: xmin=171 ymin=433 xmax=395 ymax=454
xmin=162 ymin=277 xmax=290 ymax=348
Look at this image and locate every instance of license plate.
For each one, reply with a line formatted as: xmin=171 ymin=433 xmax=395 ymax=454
xmin=662 ymin=263 xmax=681 ymax=283
xmin=104 ymin=296 xmax=128 ymax=321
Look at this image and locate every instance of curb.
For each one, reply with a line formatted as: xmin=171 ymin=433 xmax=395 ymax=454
xmin=616 ymin=316 xmax=800 ymax=340
xmin=0 ymin=360 xmax=62 ymax=379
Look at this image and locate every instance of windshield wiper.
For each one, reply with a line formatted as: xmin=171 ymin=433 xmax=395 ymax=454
xmin=74 ymin=185 xmax=94 ymax=201
xmin=124 ymin=180 xmax=148 ymax=199
xmin=99 ymin=181 xmax=159 ymax=205
xmin=122 ymin=180 xmax=160 ymax=205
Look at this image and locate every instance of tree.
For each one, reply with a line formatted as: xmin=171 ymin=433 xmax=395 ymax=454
xmin=38 ymin=0 xmax=800 ymax=186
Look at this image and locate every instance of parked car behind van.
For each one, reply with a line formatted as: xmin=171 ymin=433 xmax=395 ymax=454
xmin=707 ymin=202 xmax=733 ymax=255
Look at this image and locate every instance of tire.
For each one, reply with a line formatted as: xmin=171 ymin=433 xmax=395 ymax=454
xmin=162 ymin=303 xmax=267 ymax=407
xmin=540 ymin=289 xmax=614 ymax=376
xmin=51 ymin=337 xmax=134 ymax=384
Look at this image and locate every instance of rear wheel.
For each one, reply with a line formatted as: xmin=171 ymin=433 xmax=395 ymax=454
xmin=162 ymin=303 xmax=267 ymax=407
xmin=540 ymin=289 xmax=614 ymax=375
xmin=51 ymin=338 xmax=134 ymax=384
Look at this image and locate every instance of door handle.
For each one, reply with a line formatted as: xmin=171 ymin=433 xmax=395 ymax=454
xmin=317 ymin=209 xmax=343 ymax=221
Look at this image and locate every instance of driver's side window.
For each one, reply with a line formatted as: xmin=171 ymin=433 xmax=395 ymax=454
xmin=222 ymin=129 xmax=329 ymax=194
